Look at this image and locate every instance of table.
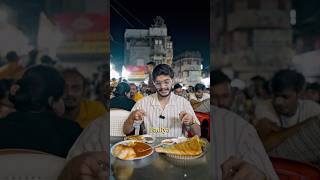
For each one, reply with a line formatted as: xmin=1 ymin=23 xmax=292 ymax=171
xmin=110 ymin=136 xmax=212 ymax=180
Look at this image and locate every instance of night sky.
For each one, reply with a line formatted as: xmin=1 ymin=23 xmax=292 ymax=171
xmin=110 ymin=0 xmax=210 ymax=72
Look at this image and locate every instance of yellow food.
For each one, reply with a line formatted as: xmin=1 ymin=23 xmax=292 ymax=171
xmin=113 ymin=144 xmax=136 ymax=160
xmin=155 ymin=136 xmax=203 ymax=156
xmin=125 ymin=135 xmax=144 ymax=141
xmin=113 ymin=141 xmax=152 ymax=160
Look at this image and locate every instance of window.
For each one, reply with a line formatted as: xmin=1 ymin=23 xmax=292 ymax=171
xmin=188 ymin=59 xmax=191 ymax=65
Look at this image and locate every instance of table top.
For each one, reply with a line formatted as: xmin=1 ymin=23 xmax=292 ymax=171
xmin=110 ymin=136 xmax=212 ymax=180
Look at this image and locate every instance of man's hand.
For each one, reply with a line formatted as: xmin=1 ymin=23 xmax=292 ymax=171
xmin=132 ymin=109 xmax=146 ymax=121
xmin=221 ymin=156 xmax=267 ymax=180
xmin=58 ymin=151 xmax=108 ymax=180
xmin=179 ymin=111 xmax=194 ymax=126
xmin=124 ymin=109 xmax=145 ymax=135
xmin=255 ymin=118 xmax=282 ymax=140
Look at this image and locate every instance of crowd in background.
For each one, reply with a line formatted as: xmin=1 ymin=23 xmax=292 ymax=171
xmin=0 ymin=50 xmax=107 ymax=157
xmin=211 ymin=68 xmax=320 ymax=168
xmin=109 ymin=61 xmax=210 ymax=114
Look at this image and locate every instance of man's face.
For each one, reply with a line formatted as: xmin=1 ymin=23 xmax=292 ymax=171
xmin=195 ymin=89 xmax=204 ymax=99
xmin=154 ymin=75 xmax=172 ymax=97
xmin=174 ymin=88 xmax=183 ymax=96
xmin=272 ymin=89 xmax=299 ymax=117
xmin=63 ymin=73 xmax=85 ymax=109
xmin=130 ymin=84 xmax=137 ymax=96
xmin=212 ymin=82 xmax=233 ymax=109
xmin=146 ymin=65 xmax=153 ymax=74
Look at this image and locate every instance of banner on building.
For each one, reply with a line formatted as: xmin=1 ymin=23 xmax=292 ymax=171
xmin=54 ymin=13 xmax=108 ymax=57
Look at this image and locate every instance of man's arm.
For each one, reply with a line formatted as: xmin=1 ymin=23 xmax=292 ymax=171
xmin=189 ymin=123 xmax=201 ymax=137
xmin=123 ymin=112 xmax=135 ymax=135
xmin=262 ymin=119 xmax=311 ymax=151
xmin=182 ymin=99 xmax=202 ymax=137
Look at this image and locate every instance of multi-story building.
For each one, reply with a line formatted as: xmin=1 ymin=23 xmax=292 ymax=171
xmin=172 ymin=51 xmax=202 ymax=86
xmin=212 ymin=0 xmax=293 ymax=80
xmin=124 ymin=16 xmax=173 ymax=66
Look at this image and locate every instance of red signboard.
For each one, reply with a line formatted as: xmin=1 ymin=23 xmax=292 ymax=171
xmin=126 ymin=66 xmax=145 ymax=72
xmin=53 ymin=13 xmax=108 ymax=55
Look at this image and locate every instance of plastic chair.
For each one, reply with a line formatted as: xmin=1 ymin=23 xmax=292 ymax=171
xmin=195 ymin=111 xmax=210 ymax=140
xmin=0 ymin=149 xmax=65 ymax=180
xmin=110 ymin=109 xmax=131 ymax=137
xmin=270 ymin=157 xmax=320 ymax=180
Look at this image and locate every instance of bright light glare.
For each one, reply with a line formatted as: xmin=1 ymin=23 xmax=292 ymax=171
xmin=201 ymin=77 xmax=210 ymax=87
xmin=122 ymin=66 xmax=129 ymax=79
xmin=110 ymin=64 xmax=119 ymax=79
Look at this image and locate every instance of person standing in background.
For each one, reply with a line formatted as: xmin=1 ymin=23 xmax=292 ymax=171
xmin=145 ymin=61 xmax=156 ymax=95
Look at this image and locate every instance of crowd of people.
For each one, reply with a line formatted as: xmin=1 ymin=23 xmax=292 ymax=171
xmin=1 ymin=50 xmax=319 ymax=179
xmin=0 ymin=50 xmax=108 ymax=179
xmin=212 ymin=69 xmax=320 ymax=168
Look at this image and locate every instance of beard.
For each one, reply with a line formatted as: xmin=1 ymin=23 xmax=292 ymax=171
xmin=157 ymin=87 xmax=172 ymax=97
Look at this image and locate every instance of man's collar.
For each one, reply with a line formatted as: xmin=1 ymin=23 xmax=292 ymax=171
xmin=151 ymin=92 xmax=175 ymax=106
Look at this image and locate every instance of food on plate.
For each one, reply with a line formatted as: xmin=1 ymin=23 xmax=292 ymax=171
xmin=125 ymin=135 xmax=145 ymax=141
xmin=112 ymin=141 xmax=152 ymax=160
xmin=144 ymin=136 xmax=153 ymax=141
xmin=161 ymin=139 xmax=174 ymax=144
xmin=124 ymin=135 xmax=155 ymax=143
xmin=113 ymin=144 xmax=136 ymax=160
xmin=155 ymin=136 xmax=203 ymax=156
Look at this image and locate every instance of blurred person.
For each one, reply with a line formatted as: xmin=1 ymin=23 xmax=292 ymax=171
xmin=254 ymin=69 xmax=320 ymax=151
xmin=304 ymin=82 xmax=320 ymax=103
xmin=187 ymin=85 xmax=194 ymax=94
xmin=110 ymin=78 xmax=118 ymax=88
xmin=189 ymin=83 xmax=210 ymax=102
xmin=58 ymin=151 xmax=108 ymax=180
xmin=173 ymin=83 xmax=183 ymax=96
xmin=250 ymin=75 xmax=271 ymax=103
xmin=145 ymin=61 xmax=156 ymax=94
xmin=0 ymin=65 xmax=82 ymax=157
xmin=62 ymin=69 xmax=106 ymax=128
xmin=123 ymin=64 xmax=201 ymax=137
xmin=40 ymin=55 xmax=56 ymax=67
xmin=110 ymin=82 xmax=136 ymax=111
xmin=0 ymin=79 xmax=15 ymax=118
xmin=140 ymin=83 xmax=148 ymax=96
xmin=194 ymin=98 xmax=210 ymax=113
xmin=231 ymin=79 xmax=254 ymax=122
xmin=212 ymin=70 xmax=254 ymax=122
xmin=25 ymin=49 xmax=38 ymax=68
xmin=129 ymin=83 xmax=144 ymax=102
xmin=0 ymin=51 xmax=25 ymax=80
xmin=211 ymin=70 xmax=233 ymax=109
xmin=212 ymin=106 xmax=278 ymax=180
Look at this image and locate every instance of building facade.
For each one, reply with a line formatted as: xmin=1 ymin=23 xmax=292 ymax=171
xmin=212 ymin=0 xmax=293 ymax=80
xmin=172 ymin=51 xmax=202 ymax=86
xmin=124 ymin=16 xmax=173 ymax=66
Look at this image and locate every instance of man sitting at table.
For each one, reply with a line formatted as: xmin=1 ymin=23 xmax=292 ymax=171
xmin=63 ymin=105 xmax=278 ymax=180
xmin=122 ymin=64 xmax=201 ymax=137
